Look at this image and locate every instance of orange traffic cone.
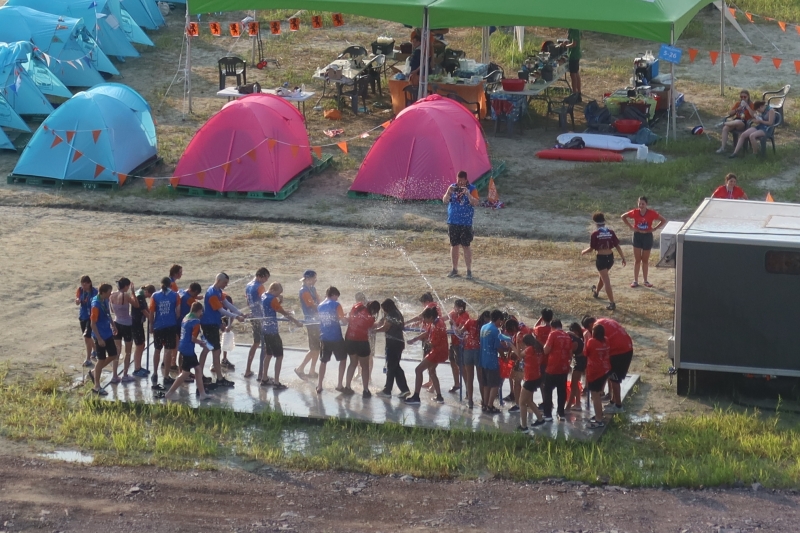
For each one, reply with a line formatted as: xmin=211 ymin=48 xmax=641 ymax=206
xmin=487 ymin=177 xmax=499 ymax=205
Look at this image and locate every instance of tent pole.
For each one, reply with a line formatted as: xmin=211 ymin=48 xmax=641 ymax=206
xmin=185 ymin=2 xmax=193 ymax=114
xmin=419 ymin=8 xmax=430 ymax=98
xmin=720 ymin=0 xmax=725 ymax=96
xmin=481 ymin=27 xmax=490 ymax=64
xmin=670 ymin=25 xmax=676 ymax=141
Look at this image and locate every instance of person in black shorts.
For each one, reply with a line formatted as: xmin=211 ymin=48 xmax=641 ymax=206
xmin=566 ymin=28 xmax=582 ymax=100
xmin=88 ymin=284 xmax=118 ymax=396
xmin=131 ymin=285 xmax=155 ymax=378
xmin=259 ymin=283 xmax=302 ymax=389
xmin=164 ymin=302 xmax=211 ymax=401
xmin=581 ymin=212 xmax=627 ymax=311
xmin=75 ymin=275 xmax=97 ymax=368
xmin=443 ymin=171 xmax=479 ymax=279
xmin=567 ymin=322 xmax=586 ymax=411
xmin=621 ymin=196 xmax=667 ymax=289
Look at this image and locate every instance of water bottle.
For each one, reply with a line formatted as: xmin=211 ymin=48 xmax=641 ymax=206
xmin=301 ymin=83 xmax=305 ymax=95
xmin=383 ymin=361 xmax=388 ymax=374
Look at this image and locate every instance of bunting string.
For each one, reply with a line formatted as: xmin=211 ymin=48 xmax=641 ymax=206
xmin=686 ymin=45 xmax=800 ymax=74
xmin=728 ymin=3 xmax=800 ymax=37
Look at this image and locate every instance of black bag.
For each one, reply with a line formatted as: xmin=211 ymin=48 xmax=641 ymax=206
xmin=556 ymin=136 xmax=585 ymax=149
xmin=541 ymin=65 xmax=554 ymax=81
xmin=237 ymin=82 xmax=261 ymax=94
xmin=584 ymin=100 xmax=611 ymax=129
xmin=622 ymin=105 xmax=648 ymax=126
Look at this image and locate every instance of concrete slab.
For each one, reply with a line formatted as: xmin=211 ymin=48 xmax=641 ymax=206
xmin=81 ymin=344 xmax=639 ymax=441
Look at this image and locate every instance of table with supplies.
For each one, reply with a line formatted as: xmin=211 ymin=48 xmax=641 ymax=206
xmin=388 ymin=78 xmax=487 ymax=118
xmin=215 ymin=87 xmax=315 ymax=118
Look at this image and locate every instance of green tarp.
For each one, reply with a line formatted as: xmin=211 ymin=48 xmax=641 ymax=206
xmin=188 ymin=0 xmax=713 ymax=43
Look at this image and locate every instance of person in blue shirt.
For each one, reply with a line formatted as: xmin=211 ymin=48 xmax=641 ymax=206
xmin=75 ymin=275 xmax=98 ymax=368
xmin=199 ymin=272 xmax=246 ymax=388
xmin=259 ymin=282 xmax=303 ymax=389
xmin=479 ymin=310 xmax=510 ymax=413
xmin=87 ymin=283 xmax=117 ymax=396
xmin=244 ymin=267 xmax=270 ymax=380
xmin=315 ymin=286 xmax=348 ymax=394
xmin=442 ymin=171 xmax=479 ymax=280
xmin=162 ymin=302 xmax=212 ymax=401
xmin=149 ymin=277 xmax=181 ymax=390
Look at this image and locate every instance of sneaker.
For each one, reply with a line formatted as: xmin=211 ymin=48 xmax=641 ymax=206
xmin=273 ymin=383 xmax=288 ymax=390
xmin=132 ymin=368 xmax=148 ymax=378
xmin=163 ymin=377 xmax=175 ymax=386
xmin=82 ymin=360 xmax=94 ymax=368
xmin=202 ymin=376 xmax=213 ymax=384
xmin=404 ymin=395 xmax=421 ymax=405
xmin=221 ymin=360 xmax=235 ymax=370
xmin=503 ymin=393 xmax=515 ymax=402
xmin=543 ymin=415 xmax=553 ymax=422
xmin=613 ymin=404 xmax=624 ymax=413
xmin=335 ymin=386 xmax=345 ymax=392
xmin=362 ymin=390 xmax=372 ymax=399
xmin=508 ymin=405 xmax=520 ymax=413
xmin=588 ymin=421 xmax=606 ymax=429
xmin=557 ymin=413 xmax=566 ymax=422
xmin=433 ymin=395 xmax=444 ymax=404
xmin=465 ymin=271 xmax=473 ymax=280
xmin=606 ymin=302 xmax=616 ymax=311
xmin=531 ymin=418 xmax=546 ymax=427
xmin=121 ymin=375 xmax=135 ymax=384
xmin=217 ymin=378 xmax=235 ymax=387
xmin=91 ymin=388 xmax=108 ymax=396
xmin=715 ymin=147 xmax=726 ymax=153
xmin=153 ymin=391 xmax=166 ymax=399
xmin=447 ymin=269 xmax=459 ymax=278
xmin=376 ymin=390 xmax=392 ymax=398
xmin=151 ymin=383 xmax=165 ymax=391
xmin=110 ymin=376 xmax=121 ymax=385
xmin=516 ymin=425 xmax=529 ymax=433
xmin=398 ymin=390 xmax=411 ymax=399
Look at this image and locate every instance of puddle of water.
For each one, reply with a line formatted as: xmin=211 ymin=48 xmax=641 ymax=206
xmin=40 ymin=451 xmax=94 ymax=464
xmin=628 ymin=414 xmax=666 ymax=424
xmin=281 ymin=429 xmax=310 ymax=454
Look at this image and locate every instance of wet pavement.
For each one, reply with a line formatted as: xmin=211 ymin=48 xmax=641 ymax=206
xmin=78 ymin=344 xmax=638 ymax=441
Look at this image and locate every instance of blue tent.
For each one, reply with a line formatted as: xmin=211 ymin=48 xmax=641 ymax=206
xmin=0 ymin=43 xmax=55 ymax=116
xmin=0 ymin=129 xmax=15 ymax=151
xmin=0 ymin=42 xmax=72 ymax=100
xmin=0 ymin=93 xmax=30 ymax=132
xmin=0 ymin=6 xmax=119 ymax=87
xmin=12 ymin=83 xmax=158 ymax=183
xmin=7 ymin=0 xmax=154 ymax=58
xmin=121 ymin=0 xmax=165 ymax=30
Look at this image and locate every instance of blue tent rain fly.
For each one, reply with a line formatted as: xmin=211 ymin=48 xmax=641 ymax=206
xmin=0 ymin=6 xmax=119 ymax=87
xmin=0 ymin=128 xmax=16 ymax=151
xmin=12 ymin=83 xmax=158 ymax=183
xmin=0 ymin=93 xmax=30 ymax=131
xmin=0 ymin=42 xmax=72 ymax=100
xmin=120 ymin=0 xmax=165 ymax=30
xmin=0 ymin=43 xmax=55 ymax=117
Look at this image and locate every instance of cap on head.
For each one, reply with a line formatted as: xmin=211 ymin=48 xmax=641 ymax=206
xmin=300 ymin=270 xmax=317 ymax=281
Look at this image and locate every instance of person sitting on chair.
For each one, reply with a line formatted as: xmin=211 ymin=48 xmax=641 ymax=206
xmin=717 ymin=90 xmax=754 ymax=154
xmin=729 ymin=101 xmax=776 ymax=158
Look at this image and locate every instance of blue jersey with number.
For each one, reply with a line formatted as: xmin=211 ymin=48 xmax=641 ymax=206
xmin=90 ymin=296 xmax=113 ymax=340
xmin=152 ymin=289 xmax=179 ymax=330
xmin=318 ymin=299 xmax=343 ymax=342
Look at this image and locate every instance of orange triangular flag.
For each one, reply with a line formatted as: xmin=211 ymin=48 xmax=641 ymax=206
xmin=752 ymin=55 xmax=762 ymax=64
xmin=688 ymin=48 xmax=698 ymax=63
xmin=487 ymin=178 xmax=499 ymax=203
xmin=92 ymin=130 xmax=101 ymax=143
xmin=267 ymin=139 xmax=277 ymax=150
xmin=50 ymin=134 xmax=63 ymax=148
xmin=66 ymin=130 xmax=76 ymax=142
xmin=778 ymin=21 xmax=787 ymax=32
xmin=773 ymin=57 xmax=782 ymax=69
xmin=169 ymin=177 xmax=180 ymax=189
xmin=93 ymin=164 xmax=104 ymax=178
xmin=796 ymin=25 xmax=800 ymax=35
xmin=795 ymin=60 xmax=800 ymax=74
xmin=728 ymin=7 xmax=736 ymax=17
xmin=246 ymin=149 xmax=257 ymax=161
xmin=72 ymin=149 xmax=83 ymax=162
xmin=312 ymin=146 xmax=322 ymax=159
xmin=766 ymin=192 xmax=775 ymax=202
xmin=144 ymin=178 xmax=155 ymax=191
xmin=745 ymin=12 xmax=753 ymax=23
xmin=709 ymin=50 xmax=719 ymax=65
xmin=222 ymin=162 xmax=231 ymax=175
xmin=731 ymin=53 xmax=740 ymax=67
xmin=381 ymin=120 xmax=391 ymax=128
xmin=197 ymin=171 xmax=206 ymax=185
xmin=290 ymin=145 xmax=299 ymax=158
xmin=337 ymin=141 xmax=348 ymax=154
xmin=117 ymin=174 xmax=127 ymax=186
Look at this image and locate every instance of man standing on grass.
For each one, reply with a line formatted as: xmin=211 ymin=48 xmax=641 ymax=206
xmin=442 ymin=171 xmax=479 ymax=280
xmin=199 ymin=272 xmax=245 ymax=387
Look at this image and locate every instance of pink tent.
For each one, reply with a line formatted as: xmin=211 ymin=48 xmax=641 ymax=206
xmin=175 ymin=94 xmax=312 ymax=193
xmin=349 ymin=95 xmax=491 ymax=200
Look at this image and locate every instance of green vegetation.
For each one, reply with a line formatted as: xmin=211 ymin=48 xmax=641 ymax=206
xmin=735 ymin=0 xmax=800 ymax=23
xmin=2 ymin=371 xmax=800 ymax=487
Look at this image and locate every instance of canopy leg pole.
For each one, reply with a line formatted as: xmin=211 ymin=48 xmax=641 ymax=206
xmin=481 ymin=27 xmax=490 ymax=64
xmin=720 ymin=0 xmax=725 ymax=96
xmin=670 ymin=25 xmax=676 ymax=141
xmin=185 ymin=2 xmax=193 ymax=114
xmin=419 ymin=8 xmax=430 ymax=98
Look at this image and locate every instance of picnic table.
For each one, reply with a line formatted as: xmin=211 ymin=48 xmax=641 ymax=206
xmin=215 ymin=87 xmax=315 ymax=118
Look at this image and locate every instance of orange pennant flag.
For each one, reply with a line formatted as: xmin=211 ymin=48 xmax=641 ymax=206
xmin=229 ymin=22 xmax=241 ymax=37
xmin=779 ymin=21 xmax=787 ymax=32
xmin=92 ymin=130 xmax=101 ymax=143
xmin=337 ymin=141 xmax=348 ymax=154
xmin=773 ymin=57 xmax=782 ymax=69
xmin=796 ymin=25 xmax=800 ymax=35
xmin=795 ymin=60 xmax=800 ymax=74
xmin=50 ymin=134 xmax=63 ymax=148
xmin=169 ymin=177 xmax=180 ymax=189
xmin=731 ymin=53 xmax=740 ymax=67
xmin=332 ymin=13 xmax=344 ymax=27
xmin=312 ymin=146 xmax=322 ymax=158
xmin=709 ymin=50 xmax=719 ymax=65
xmin=247 ymin=22 xmax=259 ymax=36
xmin=187 ymin=22 xmax=199 ymax=37
xmin=117 ymin=173 xmax=127 ymax=186
xmin=93 ymin=164 xmax=104 ymax=179
xmin=197 ymin=171 xmax=206 ymax=185
xmin=246 ymin=149 xmax=257 ymax=161
xmin=311 ymin=15 xmax=323 ymax=29
xmin=267 ymin=139 xmax=277 ymax=150
xmin=752 ymin=55 xmax=762 ymax=64
xmin=209 ymin=22 xmax=221 ymax=36
xmin=270 ymin=21 xmax=281 ymax=35
xmin=72 ymin=149 xmax=83 ymax=162
xmin=766 ymin=192 xmax=775 ymax=202
xmin=66 ymin=130 xmax=76 ymax=142
xmin=144 ymin=177 xmax=155 ymax=191
xmin=688 ymin=48 xmax=698 ymax=63
xmin=728 ymin=7 xmax=736 ymax=18
xmin=745 ymin=12 xmax=753 ymax=23
xmin=222 ymin=162 xmax=232 ymax=175
xmin=289 ymin=17 xmax=300 ymax=31
xmin=290 ymin=145 xmax=299 ymax=158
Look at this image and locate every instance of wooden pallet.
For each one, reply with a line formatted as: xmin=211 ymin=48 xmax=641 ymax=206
xmin=6 ymin=156 xmax=163 ymax=191
xmin=347 ymin=159 xmax=506 ymax=201
xmin=208 ymin=154 xmax=333 ymax=201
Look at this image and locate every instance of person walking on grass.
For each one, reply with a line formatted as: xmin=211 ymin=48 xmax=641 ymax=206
xmin=621 ymin=196 xmax=666 ymax=289
xmin=584 ymin=323 xmax=611 ymax=429
xmin=87 ymin=284 xmax=117 ymax=396
xmin=131 ymin=284 xmax=154 ymax=378
xmin=199 ymin=273 xmax=245 ymax=388
xmin=149 ymin=277 xmax=181 ymax=391
xmin=478 ymin=310 xmax=510 ymax=413
xmin=375 ymin=299 xmax=410 ymax=399
xmin=405 ymin=306 xmax=449 ymax=405
xmin=581 ymin=212 xmax=627 ymax=311
xmin=344 ymin=298 xmax=380 ymax=398
xmin=260 ymin=283 xmax=303 ymax=389
xmin=541 ymin=319 xmax=576 ymax=422
xmin=316 ymin=286 xmax=348 ymax=394
xmin=244 ymin=268 xmax=270 ymax=379
xmin=295 ymin=270 xmax=321 ymax=379
xmin=76 ymin=275 xmax=98 ymax=368
xmin=581 ymin=315 xmax=633 ymax=414
xmin=163 ymin=302 xmax=211 ymax=401
xmin=516 ymin=334 xmax=546 ymax=432
xmin=110 ymin=277 xmax=139 ymax=384
xmin=443 ymin=170 xmax=479 ymax=280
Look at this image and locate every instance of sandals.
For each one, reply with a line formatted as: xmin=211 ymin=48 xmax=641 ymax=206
xmin=243 ymin=371 xmax=255 ymax=378
xmin=591 ymin=285 xmax=599 ymax=298
xmin=643 ymin=281 xmax=654 ymax=288
xmin=448 ymin=385 xmax=461 ymax=393
xmin=630 ymin=281 xmax=639 ymax=288
xmin=91 ymin=388 xmax=107 ymax=396
xmin=485 ymin=406 xmax=500 ymax=415
xmin=273 ymin=383 xmax=288 ymax=390
xmin=588 ymin=421 xmax=606 ymax=429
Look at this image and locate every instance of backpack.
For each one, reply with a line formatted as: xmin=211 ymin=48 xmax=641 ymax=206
xmin=622 ymin=105 xmax=649 ymax=126
xmin=584 ymin=100 xmax=611 ymax=129
xmin=556 ymin=136 xmax=585 ymax=149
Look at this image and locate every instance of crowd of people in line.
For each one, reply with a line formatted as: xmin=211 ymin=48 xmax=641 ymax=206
xmin=76 ymin=265 xmax=634 ymax=431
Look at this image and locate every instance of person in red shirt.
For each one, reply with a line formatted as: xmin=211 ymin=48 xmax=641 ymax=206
xmin=581 ymin=212 xmax=627 ymax=311
xmin=566 ymin=322 xmax=586 ymax=411
xmin=584 ymin=324 xmax=612 ymax=429
xmin=447 ymin=300 xmax=470 ymax=393
xmin=407 ymin=293 xmax=442 ymax=390
xmin=582 ymin=315 xmax=633 ymax=413
xmin=344 ymin=298 xmax=380 ymax=397
xmin=516 ymin=334 xmax=546 ymax=432
xmin=711 ymin=173 xmax=748 ymax=200
xmin=542 ymin=319 xmax=577 ymax=421
xmin=533 ymin=308 xmax=553 ymax=376
xmin=459 ymin=310 xmax=490 ymax=409
xmin=717 ymin=90 xmax=754 ymax=154
xmin=405 ymin=307 xmax=448 ymax=404
xmin=621 ymin=196 xmax=667 ymax=289
xmin=504 ymin=318 xmax=529 ymax=413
